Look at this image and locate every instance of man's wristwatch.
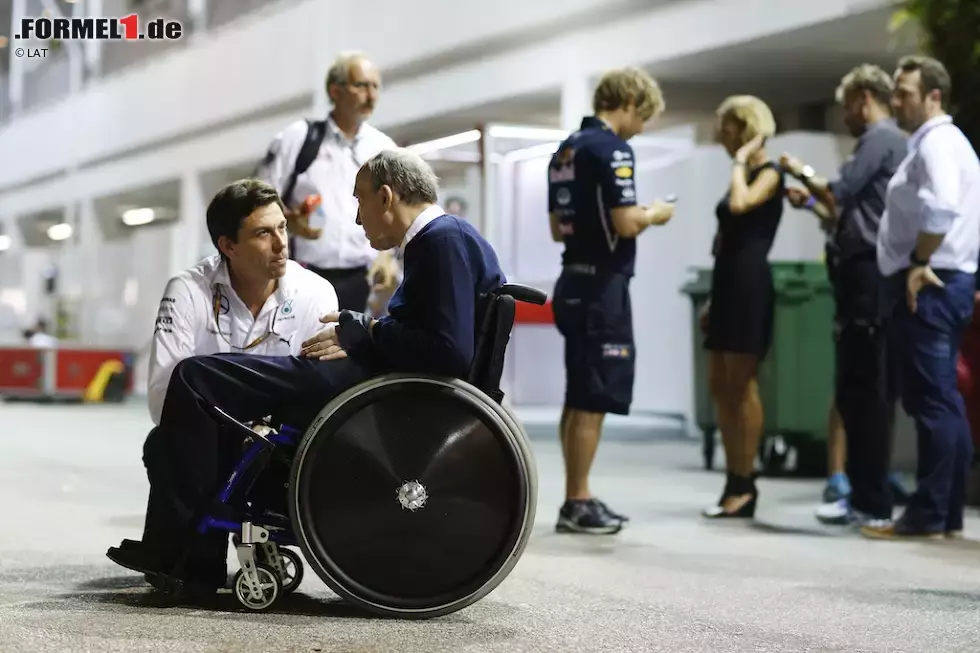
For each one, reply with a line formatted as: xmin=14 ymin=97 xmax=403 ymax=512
xmin=799 ymin=164 xmax=815 ymax=179
xmin=909 ymin=250 xmax=930 ymax=267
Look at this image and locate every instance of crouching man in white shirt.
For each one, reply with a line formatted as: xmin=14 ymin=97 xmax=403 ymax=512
xmin=121 ymin=179 xmax=338 ymax=588
xmin=148 ymin=178 xmax=339 ymax=425
xmin=862 ymin=56 xmax=980 ymax=541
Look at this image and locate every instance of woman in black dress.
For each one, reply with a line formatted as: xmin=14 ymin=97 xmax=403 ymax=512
xmin=701 ymin=95 xmax=784 ymax=519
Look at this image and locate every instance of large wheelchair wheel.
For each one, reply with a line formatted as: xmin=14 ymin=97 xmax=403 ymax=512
xmin=287 ymin=374 xmax=537 ymax=619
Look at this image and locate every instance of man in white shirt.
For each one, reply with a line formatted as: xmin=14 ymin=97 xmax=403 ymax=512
xmin=23 ymin=318 xmax=58 ymax=347
xmin=116 ymin=178 xmax=338 ymax=588
xmin=863 ymin=56 xmax=980 ymax=540
xmin=148 ymin=179 xmax=338 ymax=424
xmin=255 ymin=51 xmax=399 ymax=313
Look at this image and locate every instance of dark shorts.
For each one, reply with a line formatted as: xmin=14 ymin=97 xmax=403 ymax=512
xmin=552 ymin=270 xmax=634 ymax=415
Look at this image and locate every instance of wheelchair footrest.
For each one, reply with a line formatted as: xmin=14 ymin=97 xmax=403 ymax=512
xmin=211 ymin=405 xmax=274 ymax=449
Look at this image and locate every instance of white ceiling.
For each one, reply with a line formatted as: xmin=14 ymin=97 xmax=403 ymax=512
xmin=648 ymin=4 xmax=920 ymax=109
xmin=387 ymin=4 xmax=920 ymax=145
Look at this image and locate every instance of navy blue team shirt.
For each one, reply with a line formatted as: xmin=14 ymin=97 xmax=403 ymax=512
xmin=371 ymin=214 xmax=506 ymax=378
xmin=548 ymin=116 xmax=639 ymax=277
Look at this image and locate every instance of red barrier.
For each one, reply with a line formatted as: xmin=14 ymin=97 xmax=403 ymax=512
xmin=514 ymin=298 xmax=554 ymax=325
xmin=0 ymin=349 xmax=44 ymax=393
xmin=957 ymin=292 xmax=980 ymax=448
xmin=0 ymin=347 xmax=133 ymax=400
xmin=56 ymin=349 xmax=133 ymax=393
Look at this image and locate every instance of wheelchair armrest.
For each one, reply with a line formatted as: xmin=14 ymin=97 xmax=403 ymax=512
xmin=494 ymin=283 xmax=548 ymax=306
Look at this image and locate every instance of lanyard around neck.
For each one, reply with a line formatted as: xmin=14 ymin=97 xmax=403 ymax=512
xmin=212 ymin=287 xmax=276 ymax=351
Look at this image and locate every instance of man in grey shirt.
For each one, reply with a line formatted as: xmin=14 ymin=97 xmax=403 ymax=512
xmin=781 ymin=64 xmax=909 ymax=528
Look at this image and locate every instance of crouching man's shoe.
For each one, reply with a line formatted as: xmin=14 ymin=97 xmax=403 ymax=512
xmin=107 ymin=542 xmax=226 ymax=597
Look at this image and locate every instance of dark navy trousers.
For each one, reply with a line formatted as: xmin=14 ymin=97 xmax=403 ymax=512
xmin=888 ymin=268 xmax=976 ymax=532
xmin=830 ymin=252 xmax=896 ymax=520
xmin=140 ymin=353 xmax=377 ymax=562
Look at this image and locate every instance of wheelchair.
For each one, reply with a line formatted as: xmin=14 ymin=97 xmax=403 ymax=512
xmin=156 ymin=283 xmax=547 ymax=619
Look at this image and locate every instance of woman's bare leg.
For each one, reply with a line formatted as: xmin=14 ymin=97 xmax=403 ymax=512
xmin=722 ymin=353 xmax=763 ymax=512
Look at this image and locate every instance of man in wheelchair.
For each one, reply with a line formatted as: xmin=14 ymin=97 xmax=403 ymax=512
xmin=107 ymin=149 xmax=511 ymax=595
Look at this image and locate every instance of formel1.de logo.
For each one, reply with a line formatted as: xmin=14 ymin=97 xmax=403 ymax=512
xmin=14 ymin=14 xmax=183 ymax=41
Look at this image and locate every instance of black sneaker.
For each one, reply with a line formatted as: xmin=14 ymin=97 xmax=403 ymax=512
xmin=556 ymin=499 xmax=623 ymax=534
xmin=594 ymin=499 xmax=630 ymax=524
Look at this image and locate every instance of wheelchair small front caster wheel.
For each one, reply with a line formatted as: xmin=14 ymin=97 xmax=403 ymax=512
xmin=278 ymin=547 xmax=304 ymax=593
xmin=233 ymin=563 xmax=281 ymax=612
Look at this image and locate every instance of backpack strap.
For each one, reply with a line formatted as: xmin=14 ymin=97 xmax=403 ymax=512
xmin=281 ymin=119 xmax=326 ymax=207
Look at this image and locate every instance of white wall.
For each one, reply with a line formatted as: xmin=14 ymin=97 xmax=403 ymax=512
xmin=372 ymin=0 xmax=891 ymax=129
xmin=0 ymin=0 xmax=654 ymax=191
xmin=0 ymin=0 xmax=892 ymax=203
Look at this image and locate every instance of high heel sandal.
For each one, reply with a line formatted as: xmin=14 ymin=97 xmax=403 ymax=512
xmin=701 ymin=472 xmax=757 ymax=519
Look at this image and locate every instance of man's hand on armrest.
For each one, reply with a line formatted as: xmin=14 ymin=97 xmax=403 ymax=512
xmin=300 ymin=311 xmax=378 ymax=361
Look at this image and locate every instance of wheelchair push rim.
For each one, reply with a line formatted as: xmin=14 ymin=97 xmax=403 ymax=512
xmin=288 ymin=374 xmax=538 ymax=619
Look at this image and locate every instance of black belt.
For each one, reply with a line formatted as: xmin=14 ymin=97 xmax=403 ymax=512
xmin=564 ymin=263 xmax=597 ymax=275
xmin=306 ymin=264 xmax=368 ymax=277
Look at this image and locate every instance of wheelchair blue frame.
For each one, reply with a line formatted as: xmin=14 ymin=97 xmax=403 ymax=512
xmin=144 ymin=283 xmax=547 ymax=614
xmin=195 ymin=423 xmax=303 ymax=545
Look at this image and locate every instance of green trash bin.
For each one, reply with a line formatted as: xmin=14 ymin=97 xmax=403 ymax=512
xmin=680 ymin=268 xmax=717 ymax=470
xmin=680 ymin=261 xmax=835 ymax=476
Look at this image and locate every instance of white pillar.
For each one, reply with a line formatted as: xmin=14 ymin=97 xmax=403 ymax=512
xmin=560 ymin=75 xmax=593 ymax=131
xmin=52 ymin=201 xmax=81 ymax=340
xmin=172 ymin=170 xmax=207 ymax=276
xmin=464 ymin=163 xmax=482 ymax=231
xmin=75 ymin=198 xmax=101 ymax=342
xmin=187 ymin=0 xmax=208 ymax=36
xmin=82 ymin=0 xmax=103 ymax=82
xmin=8 ymin=0 xmax=26 ymax=115
xmin=68 ymin=0 xmax=84 ymax=94
xmin=59 ymin=201 xmax=83 ymax=301
xmin=309 ymin=2 xmax=332 ymax=118
xmin=0 ymin=214 xmax=21 ymax=250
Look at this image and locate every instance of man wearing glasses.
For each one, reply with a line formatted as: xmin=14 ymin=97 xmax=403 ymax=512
xmin=147 ymin=179 xmax=339 ymax=427
xmin=256 ymin=51 xmax=400 ymax=313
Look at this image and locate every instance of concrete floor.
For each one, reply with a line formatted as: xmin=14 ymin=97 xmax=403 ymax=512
xmin=2 ymin=401 xmax=980 ymax=652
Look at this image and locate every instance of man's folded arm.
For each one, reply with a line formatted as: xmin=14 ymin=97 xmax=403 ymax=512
xmin=371 ymin=234 xmax=476 ymax=377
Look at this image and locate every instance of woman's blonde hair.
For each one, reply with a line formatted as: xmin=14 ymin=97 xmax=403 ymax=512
xmin=593 ymin=67 xmax=665 ymax=120
xmin=715 ymin=95 xmax=776 ymax=144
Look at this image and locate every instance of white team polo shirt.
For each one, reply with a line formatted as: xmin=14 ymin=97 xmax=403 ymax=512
xmin=258 ymin=116 xmax=398 ymax=270
xmin=148 ymin=255 xmax=339 ymax=425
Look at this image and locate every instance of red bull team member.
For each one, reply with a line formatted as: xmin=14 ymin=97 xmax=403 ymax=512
xmin=548 ymin=68 xmax=675 ymax=535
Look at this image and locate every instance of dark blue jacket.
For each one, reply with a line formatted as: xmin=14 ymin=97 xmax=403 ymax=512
xmin=372 ymin=214 xmax=506 ymax=377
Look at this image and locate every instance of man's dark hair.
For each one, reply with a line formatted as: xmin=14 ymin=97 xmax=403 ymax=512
xmin=206 ymin=179 xmax=285 ymax=259
xmin=897 ymin=55 xmax=952 ymax=109
xmin=836 ymin=64 xmax=894 ymax=110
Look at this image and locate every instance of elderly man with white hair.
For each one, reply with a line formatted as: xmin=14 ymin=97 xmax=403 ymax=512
xmin=256 ymin=51 xmax=400 ymax=312
xmin=107 ymin=149 xmax=507 ymax=593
